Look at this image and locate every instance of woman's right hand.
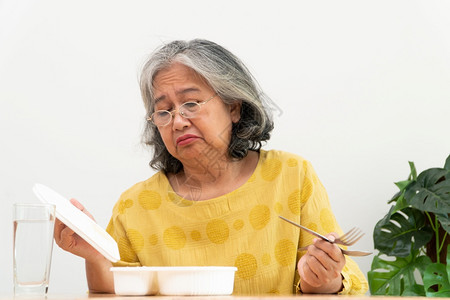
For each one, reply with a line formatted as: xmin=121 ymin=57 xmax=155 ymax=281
xmin=53 ymin=198 xmax=103 ymax=262
xmin=53 ymin=198 xmax=115 ymax=293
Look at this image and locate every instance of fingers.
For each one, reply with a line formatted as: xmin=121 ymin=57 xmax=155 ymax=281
xmin=70 ymin=198 xmax=95 ymax=221
xmin=54 ymin=198 xmax=95 ymax=253
xmin=58 ymin=225 xmax=76 ymax=250
xmin=70 ymin=198 xmax=85 ymax=210
xmin=54 ymin=220 xmax=76 ymax=252
xmin=54 ymin=218 xmax=64 ymax=240
xmin=298 ymin=252 xmax=345 ymax=293
xmin=298 ymin=255 xmax=322 ymax=287
xmin=54 ymin=218 xmax=74 ymax=244
xmin=298 ymin=236 xmax=346 ymax=288
xmin=328 ymin=232 xmax=339 ymax=240
xmin=54 ymin=198 xmax=87 ymax=244
xmin=313 ymin=237 xmax=345 ymax=263
xmin=51 ymin=199 xmax=104 ymax=262
xmin=306 ymin=256 xmax=330 ymax=282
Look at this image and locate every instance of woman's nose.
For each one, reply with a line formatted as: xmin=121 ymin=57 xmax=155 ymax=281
xmin=171 ymin=110 xmax=190 ymax=130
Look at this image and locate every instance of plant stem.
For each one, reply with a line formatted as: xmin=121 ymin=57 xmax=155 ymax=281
xmin=425 ymin=212 xmax=441 ymax=263
xmin=426 ymin=212 xmax=436 ymax=231
xmin=439 ymin=232 xmax=448 ymax=253
xmin=435 ymin=215 xmax=440 ymax=263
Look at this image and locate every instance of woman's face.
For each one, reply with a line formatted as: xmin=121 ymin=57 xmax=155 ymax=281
xmin=152 ymin=63 xmax=241 ymax=166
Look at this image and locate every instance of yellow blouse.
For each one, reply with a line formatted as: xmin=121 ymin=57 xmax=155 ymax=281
xmin=106 ymin=149 xmax=368 ymax=295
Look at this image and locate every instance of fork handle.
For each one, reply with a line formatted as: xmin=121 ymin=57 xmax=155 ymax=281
xmin=298 ymin=246 xmax=372 ymax=257
xmin=279 ymin=216 xmax=332 ymax=243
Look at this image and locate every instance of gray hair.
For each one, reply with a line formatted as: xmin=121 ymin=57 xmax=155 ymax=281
xmin=140 ymin=39 xmax=274 ymax=174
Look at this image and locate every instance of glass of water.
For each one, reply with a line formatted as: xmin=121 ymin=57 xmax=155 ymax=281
xmin=13 ymin=203 xmax=55 ymax=296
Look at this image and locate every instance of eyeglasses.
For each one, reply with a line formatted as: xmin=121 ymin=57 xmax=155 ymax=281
xmin=147 ymin=94 xmax=217 ymax=126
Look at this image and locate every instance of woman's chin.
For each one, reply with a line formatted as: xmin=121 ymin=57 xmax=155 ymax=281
xmin=174 ymin=148 xmax=203 ymax=162
xmin=174 ymin=142 xmax=226 ymax=166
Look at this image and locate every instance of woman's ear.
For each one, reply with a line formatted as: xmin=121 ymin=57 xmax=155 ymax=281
xmin=229 ymin=101 xmax=242 ymax=123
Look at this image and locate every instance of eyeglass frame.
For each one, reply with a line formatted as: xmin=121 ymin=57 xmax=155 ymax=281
xmin=147 ymin=93 xmax=218 ymax=126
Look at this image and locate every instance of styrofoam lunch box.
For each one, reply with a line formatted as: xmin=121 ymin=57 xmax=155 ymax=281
xmin=110 ymin=266 xmax=238 ymax=296
xmin=110 ymin=266 xmax=158 ymax=296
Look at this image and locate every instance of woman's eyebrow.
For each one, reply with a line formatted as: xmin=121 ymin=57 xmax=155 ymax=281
xmin=154 ymin=87 xmax=201 ymax=104
xmin=176 ymin=87 xmax=201 ymax=95
xmin=154 ymin=96 xmax=165 ymax=104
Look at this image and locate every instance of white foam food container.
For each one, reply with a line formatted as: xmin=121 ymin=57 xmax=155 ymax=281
xmin=110 ymin=266 xmax=237 ymax=296
xmin=157 ymin=266 xmax=238 ymax=296
xmin=110 ymin=267 xmax=158 ymax=296
xmin=33 ymin=183 xmax=120 ymax=262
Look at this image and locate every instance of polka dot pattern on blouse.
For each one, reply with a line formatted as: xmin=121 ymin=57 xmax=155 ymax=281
xmin=106 ymin=149 xmax=368 ymax=295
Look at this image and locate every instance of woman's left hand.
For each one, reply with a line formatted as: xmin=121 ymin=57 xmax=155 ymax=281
xmin=297 ymin=233 xmax=346 ymax=294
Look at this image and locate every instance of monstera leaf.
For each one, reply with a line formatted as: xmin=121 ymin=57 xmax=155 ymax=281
xmin=374 ymin=206 xmax=433 ymax=257
xmin=423 ymin=246 xmax=450 ymax=297
xmin=369 ymin=155 xmax=450 ymax=296
xmin=368 ymin=251 xmax=431 ymax=296
xmin=388 ymin=161 xmax=417 ymax=205
xmin=392 ymin=190 xmax=408 ymax=212
xmin=404 ymin=168 xmax=450 ymax=216
xmin=388 ymin=180 xmax=412 ymax=205
xmin=424 ymin=264 xmax=450 ymax=297
xmin=435 ymin=212 xmax=450 ymax=234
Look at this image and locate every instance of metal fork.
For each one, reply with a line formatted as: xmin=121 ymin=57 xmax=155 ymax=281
xmin=335 ymin=227 xmax=365 ymax=246
xmin=278 ymin=216 xmax=364 ymax=246
xmin=279 ymin=216 xmax=371 ymax=257
xmin=297 ymin=245 xmax=372 ymax=257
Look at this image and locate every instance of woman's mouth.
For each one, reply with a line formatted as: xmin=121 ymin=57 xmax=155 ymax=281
xmin=176 ymin=134 xmax=200 ymax=146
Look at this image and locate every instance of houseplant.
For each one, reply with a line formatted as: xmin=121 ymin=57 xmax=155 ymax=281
xmin=368 ymin=154 xmax=450 ymax=297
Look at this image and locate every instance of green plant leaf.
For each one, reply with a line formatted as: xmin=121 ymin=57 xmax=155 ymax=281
xmin=436 ymin=213 xmax=450 ymax=234
xmin=421 ymin=241 xmax=450 ymax=296
xmin=374 ymin=207 xmax=433 ymax=257
xmin=404 ymin=168 xmax=450 ymax=214
xmin=392 ymin=191 xmax=408 ymax=212
xmin=447 ymin=244 xmax=450 ymax=279
xmin=368 ymin=252 xmax=430 ymax=295
xmin=387 ymin=161 xmax=415 ymax=205
xmin=444 ymin=155 xmax=450 ymax=171
xmin=402 ymin=284 xmax=427 ymax=296
xmin=388 ymin=189 xmax=403 ymax=204
xmin=424 ymin=263 xmax=450 ymax=297
xmin=409 ymin=161 xmax=418 ymax=181
xmin=395 ymin=180 xmax=412 ymax=191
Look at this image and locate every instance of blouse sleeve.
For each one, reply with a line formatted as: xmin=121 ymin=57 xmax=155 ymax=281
xmin=106 ymin=199 xmax=141 ymax=267
xmin=296 ymin=160 xmax=368 ymax=295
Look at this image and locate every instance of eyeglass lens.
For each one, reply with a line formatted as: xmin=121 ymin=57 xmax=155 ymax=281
xmin=152 ymin=102 xmax=201 ymax=126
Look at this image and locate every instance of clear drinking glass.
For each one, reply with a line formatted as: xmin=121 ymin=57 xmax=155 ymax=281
xmin=13 ymin=203 xmax=55 ymax=296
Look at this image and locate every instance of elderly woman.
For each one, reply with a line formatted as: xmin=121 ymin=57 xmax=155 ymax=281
xmin=54 ymin=39 xmax=368 ymax=295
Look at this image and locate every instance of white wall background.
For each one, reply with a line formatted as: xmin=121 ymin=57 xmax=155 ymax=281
xmin=1 ymin=0 xmax=450 ymax=295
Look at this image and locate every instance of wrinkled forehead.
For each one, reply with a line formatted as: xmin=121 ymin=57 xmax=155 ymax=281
xmin=150 ymin=63 xmax=210 ymax=103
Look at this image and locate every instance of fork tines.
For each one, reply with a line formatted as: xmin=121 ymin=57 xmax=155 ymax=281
xmin=338 ymin=227 xmax=364 ymax=246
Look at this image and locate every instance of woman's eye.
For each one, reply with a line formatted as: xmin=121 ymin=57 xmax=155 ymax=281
xmin=183 ymin=102 xmax=199 ymax=108
xmin=155 ymin=107 xmax=171 ymax=112
xmin=185 ymin=99 xmax=201 ymax=103
xmin=155 ymin=111 xmax=169 ymax=117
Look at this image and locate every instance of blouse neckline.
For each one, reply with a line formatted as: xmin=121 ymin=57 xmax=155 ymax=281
xmin=161 ymin=150 xmax=265 ymax=205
